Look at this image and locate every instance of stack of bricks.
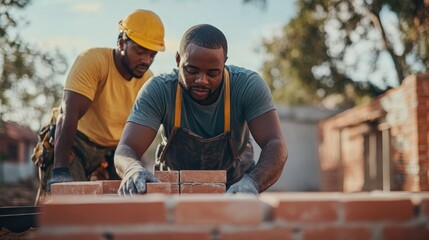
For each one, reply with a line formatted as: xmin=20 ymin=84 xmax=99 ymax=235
xmin=50 ymin=170 xmax=226 ymax=195
xmin=35 ymin=192 xmax=429 ymax=239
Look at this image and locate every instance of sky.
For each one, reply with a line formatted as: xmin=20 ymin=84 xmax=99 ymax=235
xmin=19 ymin=0 xmax=296 ymax=81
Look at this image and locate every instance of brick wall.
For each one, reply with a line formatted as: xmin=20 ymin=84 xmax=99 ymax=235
xmin=34 ymin=191 xmax=429 ymax=240
xmin=319 ymin=73 xmax=429 ymax=191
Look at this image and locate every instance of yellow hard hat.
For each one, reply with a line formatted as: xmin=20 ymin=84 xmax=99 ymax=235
xmin=119 ymin=9 xmax=165 ymax=52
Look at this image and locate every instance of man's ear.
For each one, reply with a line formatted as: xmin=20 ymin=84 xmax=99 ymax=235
xmin=175 ymin=52 xmax=180 ymax=67
xmin=118 ymin=38 xmax=125 ymax=51
xmin=225 ymin=56 xmax=228 ymax=63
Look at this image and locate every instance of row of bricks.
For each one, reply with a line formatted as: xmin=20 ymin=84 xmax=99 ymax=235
xmin=51 ymin=170 xmax=227 ymax=195
xmin=51 ymin=181 xmax=225 ymax=195
xmin=39 ymin=192 xmax=429 ymax=226
xmin=35 ymin=224 xmax=429 ymax=240
xmin=36 ymin=193 xmax=429 ymax=240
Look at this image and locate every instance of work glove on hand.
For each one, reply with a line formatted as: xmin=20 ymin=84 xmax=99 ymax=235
xmin=47 ymin=167 xmax=73 ymax=192
xmin=226 ymin=174 xmax=259 ymax=195
xmin=118 ymin=161 xmax=159 ymax=196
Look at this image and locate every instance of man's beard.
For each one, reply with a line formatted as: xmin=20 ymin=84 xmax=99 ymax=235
xmin=121 ymin=52 xmax=149 ymax=79
xmin=180 ymin=82 xmax=223 ymax=105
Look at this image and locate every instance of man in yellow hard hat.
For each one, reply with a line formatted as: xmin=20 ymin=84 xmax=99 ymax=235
xmin=34 ymin=9 xmax=165 ymax=202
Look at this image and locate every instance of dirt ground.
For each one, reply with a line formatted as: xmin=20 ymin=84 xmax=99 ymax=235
xmin=0 ymin=179 xmax=39 ymax=240
xmin=0 ymin=179 xmax=39 ymax=207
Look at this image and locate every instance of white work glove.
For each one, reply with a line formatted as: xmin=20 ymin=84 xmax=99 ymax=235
xmin=226 ymin=174 xmax=259 ymax=195
xmin=118 ymin=162 xmax=159 ymax=196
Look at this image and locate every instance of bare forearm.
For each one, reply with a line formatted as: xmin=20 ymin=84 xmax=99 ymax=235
xmin=114 ymin=144 xmax=141 ymax=178
xmin=53 ymin=115 xmax=78 ymax=168
xmin=250 ymin=138 xmax=288 ymax=192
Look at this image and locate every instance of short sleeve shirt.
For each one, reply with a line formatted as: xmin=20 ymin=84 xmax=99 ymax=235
xmin=128 ymin=65 xmax=275 ymax=154
xmin=65 ymin=48 xmax=152 ymax=147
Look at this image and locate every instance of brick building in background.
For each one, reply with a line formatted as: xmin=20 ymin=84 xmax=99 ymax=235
xmin=319 ymin=73 xmax=429 ymax=192
xmin=0 ymin=121 xmax=37 ymax=184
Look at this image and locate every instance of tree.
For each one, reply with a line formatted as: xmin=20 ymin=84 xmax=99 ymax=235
xmin=0 ymin=0 xmax=67 ymax=131
xmin=260 ymin=0 xmax=429 ymax=107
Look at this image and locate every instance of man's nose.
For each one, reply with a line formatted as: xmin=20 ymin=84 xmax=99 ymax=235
xmin=195 ymin=73 xmax=209 ymax=84
xmin=140 ymin=53 xmax=152 ymax=64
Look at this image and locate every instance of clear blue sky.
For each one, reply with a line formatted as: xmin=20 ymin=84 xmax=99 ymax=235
xmin=20 ymin=0 xmax=296 ymax=79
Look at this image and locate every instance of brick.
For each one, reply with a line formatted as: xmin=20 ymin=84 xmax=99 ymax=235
xmin=303 ymin=226 xmax=372 ymax=240
xmin=174 ymin=194 xmax=267 ymax=225
xmin=382 ymin=225 xmax=429 ymax=240
xmin=154 ymin=171 xmax=179 ymax=183
xmin=274 ymin=200 xmax=339 ymax=222
xmin=343 ymin=198 xmax=414 ymax=221
xmin=114 ymin=233 xmax=211 ymax=240
xmin=39 ymin=195 xmax=168 ymax=226
xmin=180 ymin=183 xmax=225 ymax=194
xmin=218 ymin=226 xmax=292 ymax=240
xmin=180 ymin=170 xmax=226 ymax=183
xmin=51 ymin=181 xmax=102 ymax=195
xmin=147 ymin=183 xmax=179 ymax=194
xmin=34 ymin=232 xmax=102 ymax=240
xmin=113 ymin=229 xmax=212 ymax=240
xmin=99 ymin=180 xmax=121 ymax=194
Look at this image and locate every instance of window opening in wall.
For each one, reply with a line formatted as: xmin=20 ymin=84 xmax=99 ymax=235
xmin=363 ymin=122 xmax=391 ymax=191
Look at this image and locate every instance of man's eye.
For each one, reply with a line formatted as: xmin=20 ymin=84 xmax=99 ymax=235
xmin=208 ymin=71 xmax=220 ymax=77
xmin=186 ymin=68 xmax=198 ymax=74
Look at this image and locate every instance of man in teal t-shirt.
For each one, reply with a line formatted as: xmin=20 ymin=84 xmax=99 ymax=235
xmin=114 ymin=24 xmax=288 ymax=195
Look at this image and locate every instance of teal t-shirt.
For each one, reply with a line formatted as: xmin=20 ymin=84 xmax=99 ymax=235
xmin=128 ymin=65 xmax=276 ymax=155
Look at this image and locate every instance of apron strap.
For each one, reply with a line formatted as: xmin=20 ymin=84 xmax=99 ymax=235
xmin=223 ymin=68 xmax=230 ymax=132
xmin=174 ymin=68 xmax=231 ymax=132
xmin=174 ymin=83 xmax=182 ymax=127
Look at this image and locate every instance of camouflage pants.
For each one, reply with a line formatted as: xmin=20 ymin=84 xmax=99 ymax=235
xmin=36 ymin=132 xmax=117 ymax=203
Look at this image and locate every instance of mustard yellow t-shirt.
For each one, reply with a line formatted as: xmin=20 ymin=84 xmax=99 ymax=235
xmin=64 ymin=48 xmax=152 ymax=147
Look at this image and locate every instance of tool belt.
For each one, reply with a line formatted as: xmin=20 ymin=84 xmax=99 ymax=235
xmin=31 ymin=107 xmax=59 ymax=169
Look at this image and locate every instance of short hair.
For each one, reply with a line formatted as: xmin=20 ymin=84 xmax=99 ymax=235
xmin=179 ymin=24 xmax=228 ymax=59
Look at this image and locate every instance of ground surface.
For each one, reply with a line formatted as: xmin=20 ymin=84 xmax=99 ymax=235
xmin=0 ymin=179 xmax=39 ymax=239
xmin=0 ymin=179 xmax=38 ymax=207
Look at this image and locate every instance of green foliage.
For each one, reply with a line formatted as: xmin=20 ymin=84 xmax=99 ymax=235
xmin=260 ymin=0 xmax=429 ymax=108
xmin=0 ymin=0 xmax=67 ymax=131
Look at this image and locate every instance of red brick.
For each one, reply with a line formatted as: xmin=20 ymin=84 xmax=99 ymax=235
xmin=39 ymin=195 xmax=167 ymax=226
xmin=180 ymin=170 xmax=226 ymax=183
xmin=343 ymin=198 xmax=414 ymax=221
xmin=274 ymin=200 xmax=339 ymax=222
xmin=303 ymin=226 xmax=372 ymax=240
xmin=382 ymin=225 xmax=429 ymax=240
xmin=51 ymin=181 xmax=102 ymax=195
xmin=99 ymin=180 xmax=121 ymax=194
xmin=34 ymin=232 xmax=102 ymax=240
xmin=147 ymin=183 xmax=179 ymax=194
xmin=180 ymin=183 xmax=225 ymax=194
xmin=114 ymin=233 xmax=211 ymax=240
xmin=218 ymin=226 xmax=292 ymax=240
xmin=114 ymin=230 xmax=212 ymax=240
xmin=154 ymin=171 xmax=180 ymax=183
xmin=174 ymin=194 xmax=266 ymax=225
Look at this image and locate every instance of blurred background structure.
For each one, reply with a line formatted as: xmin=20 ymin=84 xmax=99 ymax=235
xmin=1 ymin=0 xmax=429 ymax=207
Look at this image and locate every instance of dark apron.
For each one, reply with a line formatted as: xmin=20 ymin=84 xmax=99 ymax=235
xmin=154 ymin=69 xmax=255 ymax=187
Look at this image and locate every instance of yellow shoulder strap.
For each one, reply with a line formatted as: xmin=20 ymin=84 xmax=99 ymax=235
xmin=174 ymin=83 xmax=182 ymax=128
xmin=223 ymin=68 xmax=230 ymax=132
